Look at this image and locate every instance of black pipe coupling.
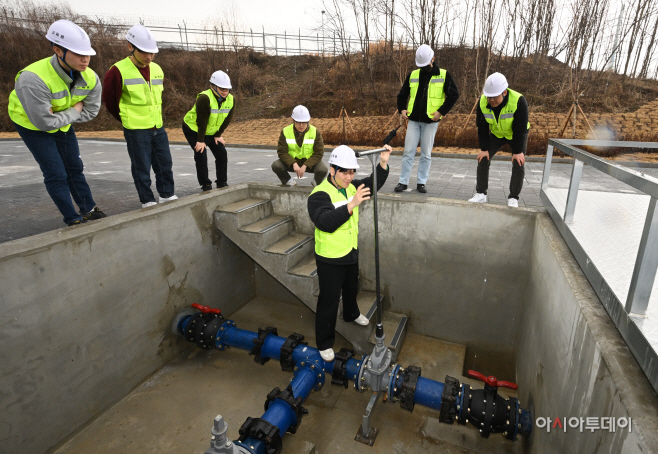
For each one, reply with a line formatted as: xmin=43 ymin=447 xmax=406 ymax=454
xmin=183 ymin=312 xmax=225 ymax=349
xmin=331 ymin=348 xmax=355 ymax=388
xmin=279 ymin=333 xmax=307 ymax=372
xmin=264 ymin=385 xmax=308 ymax=434
xmin=250 ymin=327 xmax=278 ymax=365
xmin=440 ymin=376 xmax=461 ymax=423
xmin=398 ymin=365 xmax=421 ymax=412
xmin=237 ymin=417 xmax=282 ymax=454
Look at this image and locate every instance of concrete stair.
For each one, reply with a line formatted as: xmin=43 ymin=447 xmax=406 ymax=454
xmin=214 ymin=197 xmax=408 ymax=357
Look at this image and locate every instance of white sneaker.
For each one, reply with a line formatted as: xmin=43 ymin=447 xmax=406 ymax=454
xmin=160 ymin=195 xmax=179 ymax=203
xmin=285 ymin=178 xmax=297 ymax=186
xmin=320 ymin=348 xmax=335 ymax=362
xmin=507 ymin=198 xmax=519 ymax=208
xmin=468 ymin=193 xmax=488 ymax=203
xmin=141 ymin=201 xmax=158 ymax=208
xmin=354 ymin=314 xmax=369 ymax=326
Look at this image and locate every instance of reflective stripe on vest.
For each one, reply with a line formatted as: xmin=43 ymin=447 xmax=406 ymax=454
xmin=479 ymin=88 xmax=531 ymax=140
xmin=406 ymin=68 xmax=447 ymax=120
xmin=283 ymin=124 xmax=316 ymax=160
xmin=114 ymin=57 xmax=164 ymax=130
xmin=183 ymin=90 xmax=234 ymax=135
xmin=310 ymin=178 xmax=359 ymax=259
xmin=8 ymin=57 xmax=97 ymax=133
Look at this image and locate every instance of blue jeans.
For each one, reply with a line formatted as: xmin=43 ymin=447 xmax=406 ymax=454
xmin=15 ymin=123 xmax=95 ymax=224
xmin=399 ymin=120 xmax=439 ymax=185
xmin=123 ymin=127 xmax=175 ymax=203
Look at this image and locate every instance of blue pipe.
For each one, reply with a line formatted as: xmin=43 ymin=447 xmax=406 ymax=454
xmin=414 ymin=377 xmax=445 ymax=411
xmin=179 ymin=315 xmax=532 ymax=440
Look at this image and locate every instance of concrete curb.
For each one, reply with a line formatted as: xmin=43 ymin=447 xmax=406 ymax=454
xmin=2 ymin=136 xmax=658 ymax=168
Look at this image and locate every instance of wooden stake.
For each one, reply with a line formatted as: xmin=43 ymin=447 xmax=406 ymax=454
xmin=460 ymin=98 xmax=479 ymax=132
xmin=383 ymin=109 xmax=400 ymax=129
xmin=576 ymin=102 xmax=598 ymax=139
xmin=558 ymin=104 xmax=575 ymax=138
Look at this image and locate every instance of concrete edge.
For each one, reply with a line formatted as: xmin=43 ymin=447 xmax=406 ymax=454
xmin=3 ymin=136 xmax=658 ymax=167
xmin=535 ymin=213 xmax=658 ymax=447
xmin=0 ymin=183 xmax=252 ymax=261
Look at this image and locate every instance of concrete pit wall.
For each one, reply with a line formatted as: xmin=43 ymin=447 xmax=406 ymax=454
xmin=517 ymin=214 xmax=658 ymax=453
xmin=0 ymin=186 xmax=258 ymax=454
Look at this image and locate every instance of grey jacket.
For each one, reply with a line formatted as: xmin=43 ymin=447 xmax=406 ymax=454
xmin=13 ymin=54 xmax=101 ymax=131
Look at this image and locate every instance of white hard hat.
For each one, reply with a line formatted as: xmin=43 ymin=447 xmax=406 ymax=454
xmin=46 ymin=20 xmax=96 ymax=56
xmin=415 ymin=44 xmax=434 ymax=67
xmin=291 ymin=105 xmax=311 ymax=122
xmin=126 ymin=24 xmax=159 ymax=53
xmin=329 ymin=145 xmax=360 ymax=170
xmin=210 ymin=70 xmax=232 ymax=89
xmin=483 ymin=72 xmax=509 ymax=97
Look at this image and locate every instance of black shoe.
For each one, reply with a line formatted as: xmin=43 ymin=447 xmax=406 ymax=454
xmin=394 ymin=183 xmax=407 ymax=192
xmin=417 ymin=184 xmax=427 ymax=193
xmin=82 ymin=207 xmax=107 ymax=221
xmin=201 ymin=184 xmax=212 ymax=192
xmin=217 ymin=183 xmax=229 ymax=189
xmin=67 ymin=219 xmax=87 ymax=227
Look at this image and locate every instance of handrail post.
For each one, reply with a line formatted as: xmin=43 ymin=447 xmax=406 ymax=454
xmin=564 ymin=159 xmax=583 ymax=223
xmin=626 ymin=197 xmax=658 ymax=315
xmin=541 ymin=144 xmax=554 ymax=191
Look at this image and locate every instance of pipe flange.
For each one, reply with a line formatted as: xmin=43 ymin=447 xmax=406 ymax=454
xmin=355 ymin=355 xmax=369 ymax=392
xmin=196 ymin=313 xmax=225 ymax=349
xmin=504 ymin=396 xmax=519 ymax=441
xmin=183 ymin=312 xmax=205 ymax=343
xmin=214 ymin=320 xmax=236 ymax=350
xmin=279 ymin=333 xmax=307 ymax=372
xmin=250 ymin=327 xmax=278 ymax=365
xmin=237 ymin=417 xmax=282 ymax=454
xmin=264 ymin=385 xmax=308 ymax=434
xmin=387 ymin=364 xmax=401 ymax=402
xmin=457 ymin=383 xmax=471 ymax=424
xmin=331 ymin=348 xmax=355 ymax=388
xmin=293 ymin=358 xmax=325 ymax=391
xmin=399 ymin=365 xmax=421 ymax=412
xmin=171 ymin=307 xmax=199 ymax=335
xmin=439 ymin=375 xmax=461 ymax=424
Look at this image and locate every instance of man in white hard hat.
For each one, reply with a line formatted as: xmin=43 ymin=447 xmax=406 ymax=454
xmin=307 ymin=144 xmax=392 ymax=361
xmin=182 ymin=70 xmax=234 ymax=191
xmin=272 ymin=105 xmax=328 ymax=187
xmin=8 ymin=19 xmax=107 ymax=226
xmin=396 ymin=44 xmax=459 ymax=193
xmin=468 ymin=72 xmax=530 ymax=208
xmin=102 ymin=24 xmax=177 ymax=208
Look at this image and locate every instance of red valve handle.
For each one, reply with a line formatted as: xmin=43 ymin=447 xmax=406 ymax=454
xmin=468 ymin=370 xmax=518 ymax=390
xmin=192 ymin=303 xmax=222 ymax=315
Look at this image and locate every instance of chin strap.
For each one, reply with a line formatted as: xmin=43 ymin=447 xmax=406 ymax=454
xmin=55 ymin=47 xmax=74 ymax=80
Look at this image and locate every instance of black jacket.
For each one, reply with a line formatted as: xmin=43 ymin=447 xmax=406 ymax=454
xmin=307 ymin=164 xmax=389 ymax=265
xmin=476 ymin=92 xmax=529 ymax=155
xmin=397 ymin=62 xmax=460 ymax=123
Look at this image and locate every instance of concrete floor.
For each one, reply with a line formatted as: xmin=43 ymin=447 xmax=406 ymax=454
xmin=54 ymin=296 xmax=523 ymax=454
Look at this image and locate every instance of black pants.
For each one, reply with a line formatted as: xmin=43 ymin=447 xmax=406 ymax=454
xmin=476 ymin=134 xmax=527 ymax=199
xmin=315 ymin=259 xmax=361 ymax=350
xmin=182 ymin=122 xmax=228 ymax=187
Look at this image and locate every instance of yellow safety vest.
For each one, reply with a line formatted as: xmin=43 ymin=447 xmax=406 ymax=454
xmin=311 ymin=178 xmax=359 ymax=259
xmin=183 ymin=90 xmax=234 ymax=135
xmin=479 ymin=88 xmax=530 ymax=140
xmin=407 ymin=68 xmax=446 ymax=120
xmin=8 ymin=57 xmax=97 ymax=133
xmin=283 ymin=124 xmax=316 ymax=160
xmin=113 ymin=57 xmax=164 ymax=129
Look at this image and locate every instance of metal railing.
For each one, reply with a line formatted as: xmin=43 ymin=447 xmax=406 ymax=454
xmin=540 ymin=138 xmax=658 ymax=394
xmin=4 ymin=17 xmax=416 ymax=56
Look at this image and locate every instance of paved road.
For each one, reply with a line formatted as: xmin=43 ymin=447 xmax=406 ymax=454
xmin=1 ymin=139 xmax=654 ymax=243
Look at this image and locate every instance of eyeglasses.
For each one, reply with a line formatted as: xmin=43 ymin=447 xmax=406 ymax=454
xmin=339 ymin=169 xmax=356 ymax=175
